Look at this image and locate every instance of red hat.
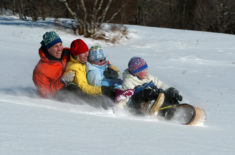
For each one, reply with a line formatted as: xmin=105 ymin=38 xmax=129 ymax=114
xmin=70 ymin=39 xmax=89 ymax=56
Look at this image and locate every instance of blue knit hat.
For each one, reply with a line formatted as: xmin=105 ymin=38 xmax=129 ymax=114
xmin=128 ymin=57 xmax=148 ymax=74
xmin=42 ymin=31 xmax=62 ymax=49
xmin=88 ymin=46 xmax=106 ymax=61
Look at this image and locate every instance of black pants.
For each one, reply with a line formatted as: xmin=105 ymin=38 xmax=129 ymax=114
xmin=54 ymin=83 xmax=114 ymax=109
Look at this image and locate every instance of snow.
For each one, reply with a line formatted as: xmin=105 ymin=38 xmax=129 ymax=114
xmin=1 ymin=15 xmax=235 ymax=155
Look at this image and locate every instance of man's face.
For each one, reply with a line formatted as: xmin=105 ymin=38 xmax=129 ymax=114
xmin=47 ymin=42 xmax=63 ymax=59
xmin=75 ymin=51 xmax=89 ymax=63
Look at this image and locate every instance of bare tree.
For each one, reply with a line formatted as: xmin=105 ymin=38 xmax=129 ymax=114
xmin=193 ymin=0 xmax=235 ymax=33
xmin=2 ymin=0 xmax=235 ymax=35
xmin=59 ymin=0 xmax=125 ymax=38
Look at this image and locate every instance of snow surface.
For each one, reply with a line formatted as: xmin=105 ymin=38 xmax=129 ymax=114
xmin=0 ymin=15 xmax=235 ymax=155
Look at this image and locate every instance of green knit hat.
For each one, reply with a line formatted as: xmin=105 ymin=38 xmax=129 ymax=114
xmin=42 ymin=31 xmax=62 ymax=49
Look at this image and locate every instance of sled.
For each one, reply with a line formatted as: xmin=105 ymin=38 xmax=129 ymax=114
xmin=157 ymin=103 xmax=206 ymax=125
xmin=142 ymin=93 xmax=206 ymax=125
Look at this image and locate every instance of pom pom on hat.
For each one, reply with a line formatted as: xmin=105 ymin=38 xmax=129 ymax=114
xmin=70 ymin=39 xmax=89 ymax=56
xmin=128 ymin=57 xmax=148 ymax=74
xmin=42 ymin=31 xmax=62 ymax=49
xmin=88 ymin=46 xmax=105 ymax=62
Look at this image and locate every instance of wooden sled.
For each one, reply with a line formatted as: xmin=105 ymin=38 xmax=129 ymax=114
xmin=143 ymin=93 xmax=206 ymax=125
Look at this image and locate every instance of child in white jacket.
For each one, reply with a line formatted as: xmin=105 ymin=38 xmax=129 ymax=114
xmin=122 ymin=57 xmax=168 ymax=90
xmin=122 ymin=57 xmax=182 ymax=111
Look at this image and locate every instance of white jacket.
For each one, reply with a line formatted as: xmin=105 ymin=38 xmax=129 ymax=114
xmin=122 ymin=69 xmax=168 ymax=90
xmin=117 ymin=69 xmax=168 ymax=108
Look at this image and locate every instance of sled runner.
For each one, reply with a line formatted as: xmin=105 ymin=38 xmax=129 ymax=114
xmin=141 ymin=93 xmax=206 ymax=125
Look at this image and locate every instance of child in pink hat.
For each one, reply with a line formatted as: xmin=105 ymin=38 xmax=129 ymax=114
xmin=122 ymin=57 xmax=183 ymax=112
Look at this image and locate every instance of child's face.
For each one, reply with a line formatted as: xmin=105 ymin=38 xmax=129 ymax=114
xmin=75 ymin=51 xmax=89 ymax=63
xmin=136 ymin=69 xmax=148 ymax=80
xmin=91 ymin=58 xmax=106 ymax=66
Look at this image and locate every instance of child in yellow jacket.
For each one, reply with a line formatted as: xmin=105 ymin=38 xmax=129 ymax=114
xmin=64 ymin=39 xmax=134 ymax=102
xmin=65 ymin=39 xmax=103 ymax=95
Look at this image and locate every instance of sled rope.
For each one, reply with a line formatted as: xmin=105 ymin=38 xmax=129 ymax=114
xmin=159 ymin=105 xmax=176 ymax=111
xmin=159 ymin=105 xmax=172 ymax=110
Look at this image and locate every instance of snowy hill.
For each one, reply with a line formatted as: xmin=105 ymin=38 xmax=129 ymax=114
xmin=0 ymin=16 xmax=235 ymax=155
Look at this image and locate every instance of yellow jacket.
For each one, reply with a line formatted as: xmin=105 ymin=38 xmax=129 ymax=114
xmin=65 ymin=55 xmax=102 ymax=95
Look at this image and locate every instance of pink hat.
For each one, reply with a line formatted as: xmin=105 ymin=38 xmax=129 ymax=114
xmin=128 ymin=57 xmax=148 ymax=74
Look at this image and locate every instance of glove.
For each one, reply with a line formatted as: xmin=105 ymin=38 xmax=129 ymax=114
xmin=134 ymin=81 xmax=156 ymax=94
xmin=143 ymin=87 xmax=159 ymax=101
xmin=165 ymin=87 xmax=183 ymax=102
xmin=132 ymin=86 xmax=159 ymax=103
xmin=104 ymin=67 xmax=119 ymax=79
xmin=131 ymin=87 xmax=159 ymax=110
xmin=101 ymin=86 xmax=116 ymax=100
xmin=61 ymin=71 xmax=75 ymax=84
xmin=109 ymin=65 xmax=120 ymax=74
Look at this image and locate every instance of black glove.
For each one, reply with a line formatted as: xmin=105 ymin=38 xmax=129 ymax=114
xmin=132 ymin=86 xmax=159 ymax=103
xmin=165 ymin=87 xmax=183 ymax=103
xmin=104 ymin=67 xmax=119 ymax=79
xmin=144 ymin=87 xmax=159 ymax=101
xmin=101 ymin=86 xmax=116 ymax=100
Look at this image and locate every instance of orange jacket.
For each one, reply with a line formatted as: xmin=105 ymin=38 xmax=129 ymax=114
xmin=33 ymin=46 xmax=70 ymax=98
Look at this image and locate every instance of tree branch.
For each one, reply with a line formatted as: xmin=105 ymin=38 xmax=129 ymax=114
xmin=106 ymin=3 xmax=126 ymax=23
xmin=100 ymin=0 xmax=112 ymax=23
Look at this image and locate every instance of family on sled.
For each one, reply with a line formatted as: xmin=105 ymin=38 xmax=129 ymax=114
xmin=33 ymin=31 xmax=183 ymax=115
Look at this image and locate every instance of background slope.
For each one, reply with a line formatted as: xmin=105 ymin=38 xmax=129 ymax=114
xmin=0 ymin=16 xmax=235 ymax=155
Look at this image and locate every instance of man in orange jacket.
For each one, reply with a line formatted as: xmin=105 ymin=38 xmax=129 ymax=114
xmin=33 ymin=31 xmax=75 ymax=98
